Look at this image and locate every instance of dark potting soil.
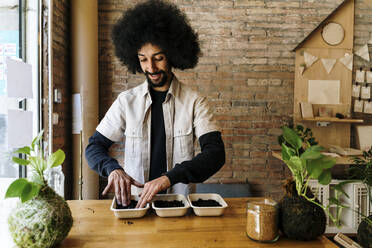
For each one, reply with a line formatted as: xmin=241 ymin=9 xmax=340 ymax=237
xmin=192 ymin=199 xmax=222 ymax=207
xmin=116 ymin=200 xmax=138 ymax=209
xmin=154 ymin=200 xmax=184 ymax=208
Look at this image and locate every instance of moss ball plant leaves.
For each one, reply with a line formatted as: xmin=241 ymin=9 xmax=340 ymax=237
xmin=279 ymin=195 xmax=326 ymax=241
xmin=12 ymin=156 xmax=30 ymax=166
xmin=47 ymin=149 xmax=65 ymax=169
xmin=8 ymin=186 xmax=73 ymax=248
xmin=5 ymin=178 xmax=41 ymax=203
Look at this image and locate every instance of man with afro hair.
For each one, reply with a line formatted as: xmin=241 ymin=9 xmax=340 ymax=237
xmin=86 ymin=0 xmax=225 ymax=208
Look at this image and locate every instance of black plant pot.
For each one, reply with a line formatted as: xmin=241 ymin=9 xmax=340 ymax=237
xmin=279 ymin=195 xmax=326 ymax=241
xmin=357 ymin=215 xmax=372 ymax=248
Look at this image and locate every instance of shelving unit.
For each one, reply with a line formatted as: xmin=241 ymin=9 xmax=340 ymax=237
xmin=302 ymin=117 xmax=364 ymax=123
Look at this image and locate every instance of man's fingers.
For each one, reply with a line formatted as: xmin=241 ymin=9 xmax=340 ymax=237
xmin=126 ymin=181 xmax=131 ymax=206
xmin=102 ymin=180 xmax=113 ymax=195
xmin=136 ymin=194 xmax=147 ymax=208
xmin=114 ymin=179 xmax=123 ymax=206
xmin=136 ymin=189 xmax=148 ymax=208
xmin=120 ymin=178 xmax=127 ymax=206
xmin=136 ymin=187 xmax=155 ymax=208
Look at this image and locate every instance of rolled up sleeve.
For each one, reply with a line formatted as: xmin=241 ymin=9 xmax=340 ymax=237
xmin=96 ymin=94 xmax=126 ymax=142
xmin=193 ymin=96 xmax=219 ymax=139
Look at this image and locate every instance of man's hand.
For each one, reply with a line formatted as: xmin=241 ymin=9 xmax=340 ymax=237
xmin=102 ymin=169 xmax=144 ymax=206
xmin=136 ymin=175 xmax=171 ymax=208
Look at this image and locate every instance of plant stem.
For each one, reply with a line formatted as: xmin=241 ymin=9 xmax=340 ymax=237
xmin=303 ymin=193 xmax=342 ymax=228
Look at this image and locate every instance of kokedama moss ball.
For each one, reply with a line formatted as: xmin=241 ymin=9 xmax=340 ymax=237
xmin=357 ymin=215 xmax=372 ymax=248
xmin=8 ymin=186 xmax=73 ymax=248
xmin=279 ymin=195 xmax=326 ymax=241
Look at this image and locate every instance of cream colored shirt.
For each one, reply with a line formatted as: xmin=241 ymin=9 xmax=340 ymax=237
xmin=96 ymin=77 xmax=218 ymax=195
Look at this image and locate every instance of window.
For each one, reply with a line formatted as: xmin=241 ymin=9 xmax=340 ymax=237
xmin=0 ymin=1 xmax=39 ymax=183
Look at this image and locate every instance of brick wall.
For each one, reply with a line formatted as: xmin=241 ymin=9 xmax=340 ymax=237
xmin=43 ymin=0 xmax=372 ymax=200
xmin=97 ymin=0 xmax=372 ymax=200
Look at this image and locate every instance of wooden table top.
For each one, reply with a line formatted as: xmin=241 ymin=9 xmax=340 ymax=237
xmin=59 ymin=198 xmax=337 ymax=248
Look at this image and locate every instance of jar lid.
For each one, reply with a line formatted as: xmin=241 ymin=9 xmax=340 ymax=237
xmin=247 ymin=198 xmax=277 ymax=211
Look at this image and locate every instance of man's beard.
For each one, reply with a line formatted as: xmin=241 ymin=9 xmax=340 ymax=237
xmin=145 ymin=70 xmax=168 ymax=88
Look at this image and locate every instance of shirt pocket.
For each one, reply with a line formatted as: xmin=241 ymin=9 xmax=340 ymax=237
xmin=124 ymin=126 xmax=143 ymax=158
xmin=173 ymin=125 xmax=194 ymax=159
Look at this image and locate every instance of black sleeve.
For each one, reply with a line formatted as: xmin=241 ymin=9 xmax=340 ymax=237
xmin=165 ymin=131 xmax=225 ymax=185
xmin=85 ymin=131 xmax=123 ymax=178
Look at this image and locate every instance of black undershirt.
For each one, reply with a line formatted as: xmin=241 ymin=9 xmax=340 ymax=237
xmin=149 ymin=88 xmax=167 ymax=181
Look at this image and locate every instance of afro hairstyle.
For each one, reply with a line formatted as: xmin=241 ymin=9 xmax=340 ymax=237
xmin=111 ymin=0 xmax=201 ymax=74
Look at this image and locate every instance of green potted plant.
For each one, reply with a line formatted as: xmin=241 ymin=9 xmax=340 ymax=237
xmin=278 ymin=125 xmax=337 ymax=240
xmin=5 ymin=131 xmax=73 ymax=248
xmin=350 ymin=147 xmax=372 ymax=248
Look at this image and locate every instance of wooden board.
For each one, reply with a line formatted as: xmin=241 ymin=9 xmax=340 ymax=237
xmin=294 ymin=48 xmax=353 ymax=120
xmin=294 ymin=48 xmax=353 ymax=147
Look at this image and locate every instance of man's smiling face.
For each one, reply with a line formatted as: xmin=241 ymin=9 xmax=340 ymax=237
xmin=138 ymin=43 xmax=172 ymax=91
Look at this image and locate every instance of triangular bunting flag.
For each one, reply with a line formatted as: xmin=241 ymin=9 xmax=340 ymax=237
xmin=299 ymin=65 xmax=305 ymax=75
xmin=355 ymin=44 xmax=370 ymax=61
xmin=321 ymin=58 xmax=336 ymax=74
xmin=339 ymin=53 xmax=353 ymax=71
xmin=304 ymin=52 xmax=318 ymax=68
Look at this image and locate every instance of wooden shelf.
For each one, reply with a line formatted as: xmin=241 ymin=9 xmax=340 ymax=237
xmin=301 ymin=117 xmax=364 ymax=123
xmin=272 ymin=151 xmax=357 ymax=165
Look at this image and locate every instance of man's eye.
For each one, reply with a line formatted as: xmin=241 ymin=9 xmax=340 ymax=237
xmin=154 ymin=57 xmax=163 ymax=61
xmin=140 ymin=59 xmax=147 ymax=62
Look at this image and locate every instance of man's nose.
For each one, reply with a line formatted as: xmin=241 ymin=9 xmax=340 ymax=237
xmin=147 ymin=60 xmax=157 ymax=73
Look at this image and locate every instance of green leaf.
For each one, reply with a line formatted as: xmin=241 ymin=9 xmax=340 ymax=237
xmin=287 ymin=156 xmax=303 ymax=173
xmin=14 ymin=146 xmax=31 ymax=155
xmin=306 ymin=156 xmax=336 ymax=180
xmin=20 ymin=182 xmax=40 ymax=203
xmin=5 ymin=178 xmax=29 ymax=199
xmin=306 ymin=158 xmax=324 ymax=179
xmin=320 ymin=156 xmax=336 ymax=169
xmin=5 ymin=178 xmax=41 ymax=202
xmin=282 ymin=143 xmax=295 ymax=161
xmin=318 ymin=169 xmax=332 ymax=185
xmin=281 ymin=126 xmax=302 ymax=150
xmin=47 ymin=149 xmax=65 ymax=169
xmin=31 ymin=130 xmax=44 ymax=151
xmin=12 ymin=156 xmax=30 ymax=166
xmin=300 ymin=145 xmax=324 ymax=160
